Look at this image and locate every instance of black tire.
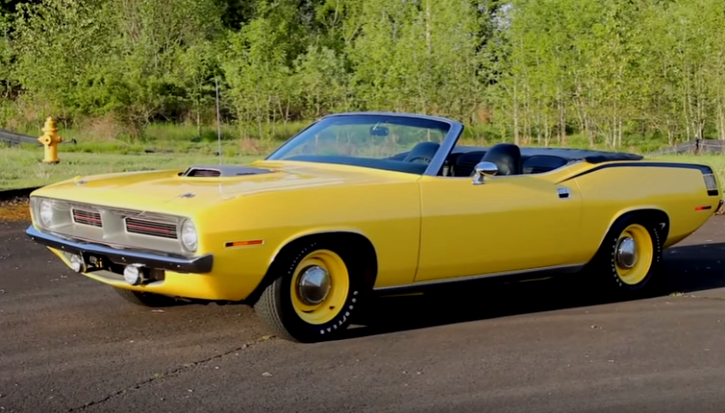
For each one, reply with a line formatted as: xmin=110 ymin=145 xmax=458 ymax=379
xmin=586 ymin=214 xmax=665 ymax=297
xmin=254 ymin=239 xmax=368 ymax=343
xmin=113 ymin=287 xmax=181 ymax=307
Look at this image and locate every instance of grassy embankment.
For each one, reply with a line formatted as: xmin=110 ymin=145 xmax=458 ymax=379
xmin=2 ymin=121 xmax=725 ymax=190
xmin=1 ymin=122 xmax=724 ymax=220
xmin=0 ymin=122 xmax=289 ymax=190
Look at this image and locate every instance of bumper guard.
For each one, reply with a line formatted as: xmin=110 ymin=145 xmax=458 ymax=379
xmin=25 ymin=226 xmax=213 ymax=273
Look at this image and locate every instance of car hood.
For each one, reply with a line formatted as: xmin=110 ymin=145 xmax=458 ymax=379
xmin=31 ymin=160 xmax=416 ymax=215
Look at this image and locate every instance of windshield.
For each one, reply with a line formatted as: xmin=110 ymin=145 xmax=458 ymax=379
xmin=266 ymin=114 xmax=452 ymax=174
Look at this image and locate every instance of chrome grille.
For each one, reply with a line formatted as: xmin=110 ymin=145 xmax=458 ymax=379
xmin=33 ymin=197 xmax=186 ymax=255
xmin=72 ymin=209 xmax=102 ymax=227
xmin=125 ymin=218 xmax=178 ymax=239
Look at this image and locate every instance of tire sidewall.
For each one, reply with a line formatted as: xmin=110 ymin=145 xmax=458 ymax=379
xmin=274 ymin=240 xmax=365 ymax=342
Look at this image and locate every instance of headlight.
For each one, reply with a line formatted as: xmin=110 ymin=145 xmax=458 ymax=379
xmin=39 ymin=199 xmax=54 ymax=227
xmin=180 ymin=220 xmax=198 ymax=252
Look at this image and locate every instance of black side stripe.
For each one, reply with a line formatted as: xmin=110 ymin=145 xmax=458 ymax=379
xmin=558 ymin=162 xmax=715 ymax=184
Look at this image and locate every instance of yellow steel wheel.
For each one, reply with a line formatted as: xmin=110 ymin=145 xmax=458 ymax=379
xmin=613 ymin=223 xmax=654 ymax=286
xmin=289 ymin=249 xmax=350 ymax=325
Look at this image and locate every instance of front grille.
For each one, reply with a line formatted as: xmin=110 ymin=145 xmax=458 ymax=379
xmin=125 ymin=218 xmax=178 ymax=239
xmin=72 ymin=209 xmax=102 ymax=227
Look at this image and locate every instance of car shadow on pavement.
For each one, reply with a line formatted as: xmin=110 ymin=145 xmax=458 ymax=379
xmin=341 ymin=241 xmax=725 ymax=341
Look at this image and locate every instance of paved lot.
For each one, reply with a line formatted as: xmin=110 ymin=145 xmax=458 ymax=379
xmin=1 ymin=217 xmax=725 ymax=413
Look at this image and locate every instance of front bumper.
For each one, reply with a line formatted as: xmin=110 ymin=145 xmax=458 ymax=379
xmin=25 ymin=226 xmax=213 ymax=274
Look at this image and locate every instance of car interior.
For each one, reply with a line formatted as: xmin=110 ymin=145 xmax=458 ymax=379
xmin=286 ymin=142 xmax=578 ymax=176
xmin=283 ymin=126 xmax=643 ymax=176
xmin=442 ymin=143 xmax=572 ymax=177
xmin=387 ymin=141 xmax=574 ymax=177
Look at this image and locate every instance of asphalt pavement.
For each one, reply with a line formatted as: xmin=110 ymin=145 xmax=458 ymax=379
xmin=2 ymin=217 xmax=725 ymax=413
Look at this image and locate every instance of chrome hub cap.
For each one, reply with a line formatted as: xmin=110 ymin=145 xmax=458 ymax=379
xmin=297 ymin=265 xmax=331 ymax=305
xmin=616 ymin=236 xmax=637 ymax=269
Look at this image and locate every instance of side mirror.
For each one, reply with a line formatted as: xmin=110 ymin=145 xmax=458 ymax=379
xmin=472 ymin=161 xmax=498 ymax=185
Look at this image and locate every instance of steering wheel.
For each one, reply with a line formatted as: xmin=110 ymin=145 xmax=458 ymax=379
xmin=406 ymin=155 xmax=433 ymax=164
xmin=403 ymin=142 xmax=440 ymax=164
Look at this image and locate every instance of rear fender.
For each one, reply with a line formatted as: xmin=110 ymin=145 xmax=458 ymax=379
xmin=586 ymin=207 xmax=670 ymax=264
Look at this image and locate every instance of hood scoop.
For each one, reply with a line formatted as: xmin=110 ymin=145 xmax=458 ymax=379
xmin=180 ymin=165 xmax=274 ymax=178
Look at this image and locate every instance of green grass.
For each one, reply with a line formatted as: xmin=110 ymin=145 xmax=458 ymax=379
xmin=1 ymin=146 xmax=725 ymax=191
xmin=9 ymin=119 xmax=678 ymax=156
xmin=0 ymin=148 xmax=262 ymax=190
xmin=10 ymin=121 xmax=306 ymax=156
xmin=662 ymin=154 xmax=725 ymax=186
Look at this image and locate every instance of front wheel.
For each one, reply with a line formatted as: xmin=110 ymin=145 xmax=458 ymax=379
xmin=254 ymin=240 xmax=367 ymax=343
xmin=587 ymin=215 xmax=664 ymax=296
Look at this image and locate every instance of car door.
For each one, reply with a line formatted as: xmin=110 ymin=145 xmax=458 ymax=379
xmin=414 ymin=174 xmax=583 ymax=283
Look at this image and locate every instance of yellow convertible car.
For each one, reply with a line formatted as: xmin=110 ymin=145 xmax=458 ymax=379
xmin=25 ymin=112 xmax=722 ymax=342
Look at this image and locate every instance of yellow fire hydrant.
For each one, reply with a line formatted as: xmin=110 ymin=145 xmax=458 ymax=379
xmin=38 ymin=117 xmax=62 ymax=164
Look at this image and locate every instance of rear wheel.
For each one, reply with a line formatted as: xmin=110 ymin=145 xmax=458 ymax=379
xmin=588 ymin=215 xmax=664 ymax=296
xmin=113 ymin=287 xmax=180 ymax=307
xmin=254 ymin=240 xmax=367 ymax=343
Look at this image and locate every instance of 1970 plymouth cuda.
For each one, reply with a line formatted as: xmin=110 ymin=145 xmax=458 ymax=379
xmin=25 ymin=112 xmax=723 ymax=342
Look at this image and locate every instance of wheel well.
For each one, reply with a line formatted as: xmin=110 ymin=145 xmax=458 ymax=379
xmin=621 ymin=209 xmax=669 ymax=237
xmin=246 ymin=232 xmax=378 ymax=306
xmin=605 ymin=208 xmax=670 ymax=248
xmin=584 ymin=208 xmax=670 ymax=268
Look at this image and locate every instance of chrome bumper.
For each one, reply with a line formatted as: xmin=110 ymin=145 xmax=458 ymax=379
xmin=25 ymin=226 xmax=213 ymax=273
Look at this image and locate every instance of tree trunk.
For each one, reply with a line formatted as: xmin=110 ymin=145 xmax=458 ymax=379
xmin=513 ymin=81 xmax=520 ymax=145
xmin=558 ymin=88 xmax=565 ymax=144
xmin=617 ymin=117 xmax=623 ymax=148
xmin=718 ymin=99 xmax=725 ymax=140
xmin=196 ymin=106 xmax=201 ymax=139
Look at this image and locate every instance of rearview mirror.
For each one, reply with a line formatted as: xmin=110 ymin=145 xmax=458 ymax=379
xmin=472 ymin=161 xmax=498 ymax=185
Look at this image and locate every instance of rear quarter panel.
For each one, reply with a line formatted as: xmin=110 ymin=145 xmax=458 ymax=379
xmin=570 ymin=162 xmax=719 ymax=261
xmin=192 ymin=178 xmax=422 ymax=300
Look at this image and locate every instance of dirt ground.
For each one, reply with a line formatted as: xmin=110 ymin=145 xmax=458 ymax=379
xmin=2 ymin=217 xmax=725 ymax=413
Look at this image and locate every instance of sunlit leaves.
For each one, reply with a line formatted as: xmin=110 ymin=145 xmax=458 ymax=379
xmin=2 ymin=0 xmax=725 ymax=147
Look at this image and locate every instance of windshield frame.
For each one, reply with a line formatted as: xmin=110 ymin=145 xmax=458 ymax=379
xmin=264 ymin=112 xmax=465 ymax=176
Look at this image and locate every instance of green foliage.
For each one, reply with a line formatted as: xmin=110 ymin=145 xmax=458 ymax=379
xmin=493 ymin=0 xmax=725 ymax=147
xmin=0 ymin=12 xmax=14 ymax=103
xmin=293 ymin=44 xmax=351 ymax=117
xmin=7 ymin=0 xmax=223 ymax=136
xmin=1 ymin=0 xmax=725 ymax=149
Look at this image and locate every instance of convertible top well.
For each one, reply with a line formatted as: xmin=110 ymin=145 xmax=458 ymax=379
xmin=452 ymin=145 xmax=645 ymax=164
